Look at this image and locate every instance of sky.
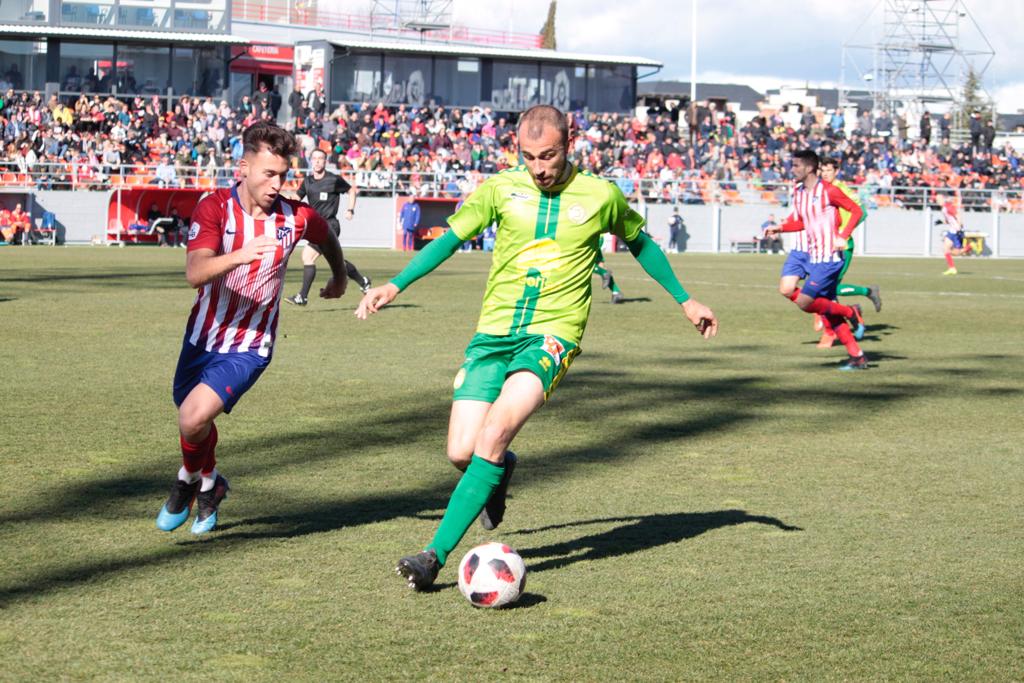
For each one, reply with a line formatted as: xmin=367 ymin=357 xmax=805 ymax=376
xmin=440 ymin=0 xmax=1024 ymax=111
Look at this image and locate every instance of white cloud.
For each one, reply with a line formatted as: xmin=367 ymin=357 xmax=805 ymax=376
xmin=451 ymin=0 xmax=1022 ymax=107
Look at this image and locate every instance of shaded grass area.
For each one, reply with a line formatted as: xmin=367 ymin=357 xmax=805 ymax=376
xmin=0 ymin=247 xmax=1022 ymax=680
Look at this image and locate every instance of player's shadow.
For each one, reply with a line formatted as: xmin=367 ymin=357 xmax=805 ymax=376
xmin=307 ymin=303 xmax=422 ymax=313
xmin=602 ymin=296 xmax=652 ymax=304
xmin=516 ymin=510 xmax=801 ymax=574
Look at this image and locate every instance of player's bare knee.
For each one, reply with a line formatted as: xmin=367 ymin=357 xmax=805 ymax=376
xmin=445 ymin=443 xmax=473 ymax=470
xmin=178 ymin=409 xmax=211 ymax=442
xmin=475 ymin=422 xmax=514 ymax=461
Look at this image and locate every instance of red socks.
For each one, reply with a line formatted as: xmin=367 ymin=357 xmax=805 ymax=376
xmin=830 ymin=316 xmax=863 ymax=356
xmin=789 ymin=288 xmax=854 ymax=318
xmin=180 ymin=423 xmax=218 ymax=475
xmin=944 ymin=252 xmax=955 ymax=268
xmin=806 ymin=298 xmax=854 ymax=318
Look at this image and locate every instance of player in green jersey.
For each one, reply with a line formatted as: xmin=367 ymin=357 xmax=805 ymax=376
xmin=355 ymin=105 xmax=718 ymax=591
xmin=817 ymin=158 xmax=882 ymax=348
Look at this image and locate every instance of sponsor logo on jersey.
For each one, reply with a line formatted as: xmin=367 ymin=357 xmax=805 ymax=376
xmin=509 ymin=192 xmax=532 ymax=201
xmin=542 ymin=335 xmax=565 ymax=365
xmin=188 ymin=222 xmax=201 ymax=240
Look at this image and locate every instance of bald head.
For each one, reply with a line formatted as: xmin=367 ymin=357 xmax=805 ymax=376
xmin=517 ymin=105 xmax=569 ymax=146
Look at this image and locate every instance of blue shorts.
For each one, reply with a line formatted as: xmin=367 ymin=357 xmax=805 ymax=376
xmin=780 ymin=250 xmax=810 ymax=279
xmin=173 ymin=341 xmax=270 ymax=413
xmin=801 ymin=261 xmax=845 ymax=300
xmin=944 ymin=231 xmax=964 ymax=249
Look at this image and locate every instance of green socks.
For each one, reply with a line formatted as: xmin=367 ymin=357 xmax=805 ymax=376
xmin=594 ymin=264 xmax=621 ymax=294
xmin=838 ymin=284 xmax=869 ymax=297
xmin=426 ymin=455 xmax=504 ymax=566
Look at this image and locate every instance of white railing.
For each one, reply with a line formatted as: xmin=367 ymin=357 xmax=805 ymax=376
xmin=2 ymin=163 xmax=1021 ymax=213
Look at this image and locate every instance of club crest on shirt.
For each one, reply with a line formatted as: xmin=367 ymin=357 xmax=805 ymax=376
xmin=568 ymin=204 xmax=587 ymax=224
xmin=276 ymin=224 xmax=294 ymax=246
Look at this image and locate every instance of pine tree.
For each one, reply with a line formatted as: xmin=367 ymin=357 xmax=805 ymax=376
xmin=539 ymin=1 xmax=557 ymax=50
xmin=958 ymin=67 xmax=989 ymax=128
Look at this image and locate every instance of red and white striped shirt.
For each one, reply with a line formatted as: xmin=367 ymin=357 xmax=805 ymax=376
xmin=183 ymin=186 xmax=328 ymax=357
xmin=781 ymin=179 xmax=863 ymax=264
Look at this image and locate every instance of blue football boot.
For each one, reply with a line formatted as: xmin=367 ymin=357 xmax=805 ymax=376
xmin=190 ymin=474 xmax=229 ymax=535
xmin=156 ymin=478 xmax=200 ymax=531
xmin=847 ymin=303 xmax=866 ymax=341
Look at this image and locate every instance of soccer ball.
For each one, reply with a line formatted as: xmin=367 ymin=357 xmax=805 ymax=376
xmin=457 ymin=542 xmax=527 ymax=608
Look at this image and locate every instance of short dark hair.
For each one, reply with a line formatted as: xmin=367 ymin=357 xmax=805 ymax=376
xmin=819 ymin=156 xmax=839 ymax=170
xmin=793 ymin=149 xmax=819 ymax=171
xmin=310 ymin=148 xmax=328 ymax=158
xmin=517 ymin=104 xmax=569 ymax=146
xmin=242 ymin=121 xmax=297 ymax=159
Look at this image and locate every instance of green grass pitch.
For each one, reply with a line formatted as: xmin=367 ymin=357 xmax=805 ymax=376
xmin=1 ymin=247 xmax=1021 ymax=680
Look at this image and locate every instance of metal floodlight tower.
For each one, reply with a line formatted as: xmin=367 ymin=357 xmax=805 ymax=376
xmin=370 ymin=0 xmax=454 ymax=39
xmin=840 ymin=0 xmax=994 ymax=123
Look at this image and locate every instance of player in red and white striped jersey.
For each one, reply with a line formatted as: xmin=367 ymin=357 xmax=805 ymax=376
xmin=156 ymin=121 xmax=349 ymax=535
xmin=766 ymin=149 xmax=869 ymax=370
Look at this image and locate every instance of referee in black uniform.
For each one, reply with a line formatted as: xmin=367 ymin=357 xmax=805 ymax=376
xmin=286 ymin=149 xmax=371 ymax=305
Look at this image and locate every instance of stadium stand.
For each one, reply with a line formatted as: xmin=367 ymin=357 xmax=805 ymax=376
xmin=1 ymin=88 xmax=1022 ymax=211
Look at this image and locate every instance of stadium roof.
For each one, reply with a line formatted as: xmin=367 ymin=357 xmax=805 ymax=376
xmin=0 ymin=24 xmax=248 ymax=44
xmin=777 ymin=88 xmax=873 ymax=111
xmin=324 ymin=38 xmax=661 ymax=67
xmin=637 ymin=81 xmax=765 ymax=110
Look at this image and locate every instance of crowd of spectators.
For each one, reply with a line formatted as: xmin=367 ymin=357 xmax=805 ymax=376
xmin=1 ymin=85 xmax=1022 ymax=212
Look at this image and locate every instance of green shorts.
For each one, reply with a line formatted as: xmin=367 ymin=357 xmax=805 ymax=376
xmin=838 ymin=237 xmax=855 ymax=282
xmin=453 ymin=332 xmax=580 ymax=403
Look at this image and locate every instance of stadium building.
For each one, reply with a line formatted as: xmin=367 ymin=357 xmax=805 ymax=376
xmin=0 ymin=1 xmax=658 ymax=116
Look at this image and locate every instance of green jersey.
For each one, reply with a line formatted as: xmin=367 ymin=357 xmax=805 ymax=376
xmin=447 ymin=165 xmax=644 ymax=344
xmin=831 ymin=179 xmax=866 ymax=233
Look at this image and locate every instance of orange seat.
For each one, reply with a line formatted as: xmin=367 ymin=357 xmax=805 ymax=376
xmin=874 ymin=194 xmax=893 ymax=207
xmin=109 ymin=174 xmax=123 ymax=186
xmin=761 ymin=191 xmax=779 ymax=204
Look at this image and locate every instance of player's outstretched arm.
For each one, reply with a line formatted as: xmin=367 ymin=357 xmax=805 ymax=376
xmin=355 ymin=282 xmax=400 ymax=319
xmin=185 ymin=236 xmax=278 ymax=288
xmin=682 ymin=298 xmax=718 ymax=339
xmin=354 ymin=229 xmax=466 ymax=320
xmin=624 ymin=231 xmax=717 ymax=340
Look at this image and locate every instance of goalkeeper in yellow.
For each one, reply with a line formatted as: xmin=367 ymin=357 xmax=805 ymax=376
xmin=355 ymin=105 xmax=718 ymax=591
xmin=817 ymin=158 xmax=882 ymax=348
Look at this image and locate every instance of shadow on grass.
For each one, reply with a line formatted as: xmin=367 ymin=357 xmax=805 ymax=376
xmin=601 ymin=296 xmax=652 ymax=304
xmin=0 ymin=270 xmax=183 ymax=285
xmin=0 ymin=364 xmax=937 ymax=606
xmin=516 ymin=510 xmax=801 ymax=573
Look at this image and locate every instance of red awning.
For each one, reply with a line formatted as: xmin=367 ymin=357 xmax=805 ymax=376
xmin=230 ymin=44 xmax=294 ymax=76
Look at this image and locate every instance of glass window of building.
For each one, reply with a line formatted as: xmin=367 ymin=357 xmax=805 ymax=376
xmin=117 ymin=0 xmax=170 ymax=29
xmin=332 ymin=53 xmax=382 ymax=105
xmin=0 ymin=39 xmax=47 ymax=91
xmin=60 ymin=42 xmax=115 ymax=94
xmin=589 ymin=64 xmax=633 ymax=113
xmin=382 ymin=55 xmax=431 ymax=107
xmin=60 ymin=0 xmax=116 ymax=26
xmin=0 ymin=1 xmax=47 ymax=23
xmin=171 ymin=46 xmax=222 ymax=97
xmin=433 ymin=57 xmax=480 ymax=108
xmin=490 ymin=60 xmax=540 ymax=112
xmin=174 ymin=0 xmax=227 ymax=31
xmin=116 ymin=44 xmax=169 ymax=95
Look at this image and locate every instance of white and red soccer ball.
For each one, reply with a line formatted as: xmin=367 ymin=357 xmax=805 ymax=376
xmin=457 ymin=542 xmax=527 ymax=608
